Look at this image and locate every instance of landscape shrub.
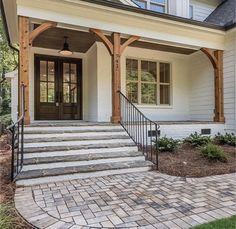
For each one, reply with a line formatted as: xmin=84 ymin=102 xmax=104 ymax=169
xmin=214 ymin=132 xmax=236 ymax=147
xmin=200 ymin=143 xmax=227 ymax=162
xmin=184 ymin=132 xmax=211 ymax=147
xmin=155 ymin=136 xmax=180 ymax=152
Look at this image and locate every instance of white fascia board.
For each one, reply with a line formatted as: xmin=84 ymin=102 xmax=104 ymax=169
xmin=17 ymin=0 xmax=225 ymax=50
xmin=2 ymin=0 xmax=18 ymax=44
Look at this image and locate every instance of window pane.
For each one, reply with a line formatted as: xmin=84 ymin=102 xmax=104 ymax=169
xmin=40 ymin=61 xmax=47 ymax=81
xmin=160 ymin=63 xmax=170 ymax=83
xmin=160 ymin=85 xmax=170 ymax=104
xmin=126 ymin=59 xmax=138 ymax=81
xmin=150 ymin=3 xmax=165 ymax=13
xmin=71 ymin=64 xmax=77 ymax=83
xmin=40 ymin=82 xmax=47 ymax=102
xmin=126 ymin=82 xmax=138 ymax=103
xmin=141 ymin=83 xmax=157 ymax=104
xmin=48 ymin=83 xmax=55 ymax=103
xmin=133 ymin=0 xmax=147 ymax=8
xmin=71 ymin=84 xmax=77 ymax=103
xmin=151 ymin=0 xmax=165 ymax=4
xmin=48 ymin=61 xmax=55 ymax=82
xmin=63 ymin=63 xmax=70 ymax=82
xmin=141 ymin=61 xmax=157 ymax=82
xmin=63 ymin=83 xmax=70 ymax=103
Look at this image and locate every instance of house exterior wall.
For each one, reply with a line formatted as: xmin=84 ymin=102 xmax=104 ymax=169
xmin=121 ymin=46 xmax=190 ymax=121
xmin=189 ymin=0 xmax=221 ymax=21
xmin=223 ymin=30 xmax=236 ymax=133
xmin=189 ymin=51 xmax=214 ymax=121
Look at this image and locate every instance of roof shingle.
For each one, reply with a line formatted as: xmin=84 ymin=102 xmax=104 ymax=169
xmin=205 ymin=0 xmax=236 ymax=28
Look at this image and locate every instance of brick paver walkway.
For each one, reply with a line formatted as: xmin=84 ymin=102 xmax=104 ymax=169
xmin=15 ymin=172 xmax=236 ymax=229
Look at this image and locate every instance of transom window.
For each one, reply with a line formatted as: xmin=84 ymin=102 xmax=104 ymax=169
xmin=126 ymin=58 xmax=171 ymax=105
xmin=132 ymin=0 xmax=168 ymax=13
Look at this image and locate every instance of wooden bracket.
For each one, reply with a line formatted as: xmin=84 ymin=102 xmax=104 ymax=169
xmin=200 ymin=48 xmax=218 ymax=69
xmin=89 ymin=28 xmax=114 ymax=55
xmin=29 ymin=21 xmax=57 ymax=45
xmin=120 ymin=36 xmax=140 ymax=54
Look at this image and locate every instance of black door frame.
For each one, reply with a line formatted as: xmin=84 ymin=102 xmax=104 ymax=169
xmin=34 ymin=54 xmax=83 ymax=120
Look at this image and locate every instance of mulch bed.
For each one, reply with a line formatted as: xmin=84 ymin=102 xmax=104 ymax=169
xmin=0 ymin=134 xmax=33 ymax=229
xmin=158 ymin=143 xmax=236 ymax=178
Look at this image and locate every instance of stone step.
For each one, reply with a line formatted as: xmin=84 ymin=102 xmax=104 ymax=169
xmin=24 ymin=149 xmax=141 ymax=165
xmin=16 ymin=167 xmax=152 ymax=186
xmin=16 ymin=159 xmax=153 ymax=181
xmin=28 ymin=121 xmax=116 ymax=127
xmin=24 ymin=139 xmax=136 ymax=153
xmin=22 ymin=156 xmax=145 ymax=171
xmin=24 ymin=132 xmax=129 ymax=143
xmin=24 ymin=125 xmax=123 ymax=134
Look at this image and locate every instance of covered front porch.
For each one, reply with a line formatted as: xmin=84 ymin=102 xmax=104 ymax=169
xmin=14 ymin=0 xmax=226 ymax=132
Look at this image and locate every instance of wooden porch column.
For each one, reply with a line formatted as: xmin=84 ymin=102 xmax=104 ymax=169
xmin=90 ymin=29 xmax=139 ymax=123
xmin=19 ymin=16 xmax=30 ymax=124
xmin=19 ymin=18 xmax=57 ymax=124
xmin=201 ymin=48 xmax=225 ymax=122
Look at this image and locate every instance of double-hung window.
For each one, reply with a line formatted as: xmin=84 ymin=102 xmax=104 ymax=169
xmin=126 ymin=58 xmax=171 ymax=105
xmin=133 ymin=0 xmax=168 ymax=13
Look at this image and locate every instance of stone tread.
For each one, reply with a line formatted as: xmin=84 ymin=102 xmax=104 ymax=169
xmin=16 ymin=160 xmax=153 ymax=180
xmin=24 ymin=142 xmax=136 ymax=153
xmin=24 ymin=150 xmax=143 ymax=165
xmin=24 ymin=134 xmax=130 ymax=143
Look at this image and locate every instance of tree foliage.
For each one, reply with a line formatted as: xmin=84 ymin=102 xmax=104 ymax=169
xmin=0 ymin=14 xmax=18 ymax=116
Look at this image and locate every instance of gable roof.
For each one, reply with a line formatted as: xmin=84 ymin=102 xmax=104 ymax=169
xmin=205 ymin=0 xmax=236 ymax=29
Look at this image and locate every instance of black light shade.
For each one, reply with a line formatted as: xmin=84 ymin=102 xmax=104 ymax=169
xmin=59 ymin=36 xmax=73 ymax=56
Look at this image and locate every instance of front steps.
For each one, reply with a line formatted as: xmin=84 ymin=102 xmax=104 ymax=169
xmin=16 ymin=122 xmax=153 ymax=186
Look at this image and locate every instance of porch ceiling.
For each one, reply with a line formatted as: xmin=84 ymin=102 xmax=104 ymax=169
xmin=32 ymin=27 xmax=197 ymax=55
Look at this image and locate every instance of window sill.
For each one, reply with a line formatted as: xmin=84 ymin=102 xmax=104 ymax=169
xmin=136 ymin=105 xmax=173 ymax=109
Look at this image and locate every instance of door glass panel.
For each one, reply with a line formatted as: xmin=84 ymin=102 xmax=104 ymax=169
xmin=48 ymin=83 xmax=55 ymax=102
xmin=40 ymin=82 xmax=47 ymax=102
xmin=71 ymin=64 xmax=77 ymax=83
xmin=63 ymin=83 xmax=70 ymax=103
xmin=63 ymin=63 xmax=70 ymax=82
xmin=40 ymin=61 xmax=47 ymax=81
xmin=71 ymin=84 xmax=77 ymax=103
xmin=48 ymin=62 xmax=55 ymax=82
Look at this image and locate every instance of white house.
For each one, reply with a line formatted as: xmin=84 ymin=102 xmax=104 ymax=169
xmin=1 ymin=0 xmax=235 ymax=184
xmin=0 ymin=0 xmax=236 ymax=185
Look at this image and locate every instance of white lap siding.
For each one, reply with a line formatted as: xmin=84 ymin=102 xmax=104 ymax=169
xmin=223 ymin=31 xmax=236 ymax=133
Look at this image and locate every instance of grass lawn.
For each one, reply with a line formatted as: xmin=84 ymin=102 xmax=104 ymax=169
xmin=192 ymin=215 xmax=236 ymax=229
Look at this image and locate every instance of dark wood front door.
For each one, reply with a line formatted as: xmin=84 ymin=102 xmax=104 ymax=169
xmin=35 ymin=55 xmax=82 ymax=120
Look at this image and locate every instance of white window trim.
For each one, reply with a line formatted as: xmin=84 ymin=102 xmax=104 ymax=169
xmin=189 ymin=4 xmax=195 ymax=20
xmin=125 ymin=57 xmax=173 ymax=107
xmin=132 ymin=0 xmax=169 ymax=13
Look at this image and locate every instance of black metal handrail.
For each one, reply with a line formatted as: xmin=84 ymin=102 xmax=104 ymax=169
xmin=118 ymin=91 xmax=160 ymax=168
xmin=7 ymin=82 xmax=26 ymax=181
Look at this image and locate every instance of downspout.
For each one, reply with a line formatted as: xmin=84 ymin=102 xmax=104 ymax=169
xmin=0 ymin=0 xmax=20 ymax=118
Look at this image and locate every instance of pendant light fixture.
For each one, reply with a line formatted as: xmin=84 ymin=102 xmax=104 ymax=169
xmin=59 ymin=36 xmax=73 ymax=56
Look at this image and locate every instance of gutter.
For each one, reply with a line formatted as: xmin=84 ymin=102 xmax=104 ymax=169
xmin=79 ymin=0 xmax=226 ymax=31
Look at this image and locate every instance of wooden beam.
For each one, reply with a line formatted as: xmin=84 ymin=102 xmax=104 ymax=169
xmin=213 ymin=50 xmax=225 ymax=122
xmin=120 ymin=36 xmax=140 ymax=54
xmin=111 ymin=32 xmax=121 ymax=123
xmin=201 ymin=48 xmax=225 ymax=122
xmin=19 ymin=16 xmax=30 ymax=124
xmin=89 ymin=28 xmax=113 ymax=55
xmin=29 ymin=21 xmax=57 ymax=45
